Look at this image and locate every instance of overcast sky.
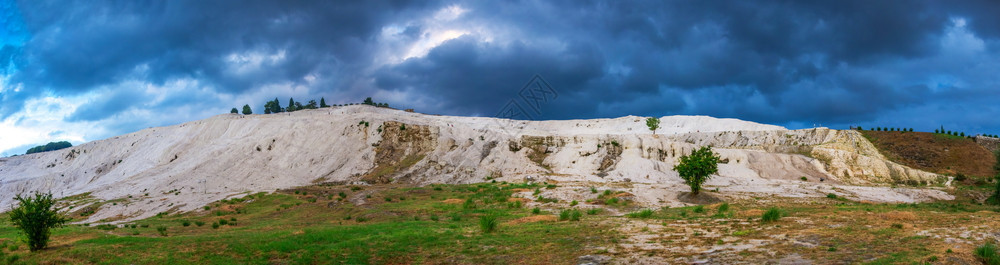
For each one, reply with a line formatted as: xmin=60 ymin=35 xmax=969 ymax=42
xmin=1 ymin=0 xmax=999 ymax=156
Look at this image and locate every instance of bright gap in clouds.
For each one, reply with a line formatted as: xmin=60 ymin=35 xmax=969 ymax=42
xmin=0 ymin=95 xmax=93 ymax=156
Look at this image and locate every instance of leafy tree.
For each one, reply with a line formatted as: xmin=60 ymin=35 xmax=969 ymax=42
xmin=961 ymin=132 xmax=965 ymax=137
xmin=242 ymin=104 xmax=252 ymax=115
xmin=271 ymin=98 xmax=283 ymax=113
xmin=295 ymin=101 xmax=303 ymax=110
xmin=363 ymin=97 xmax=374 ymax=105
xmin=320 ymin=97 xmax=329 ymax=108
xmin=231 ymin=108 xmax=238 ymax=114
xmin=935 ymin=129 xmax=939 ymax=133
xmin=306 ymin=100 xmax=318 ymax=109
xmin=857 ymin=126 xmax=864 ymax=131
xmin=287 ymin=98 xmax=297 ymax=112
xmin=646 ymin=117 xmax=660 ymax=134
xmin=9 ymin=193 xmax=70 ymax=251
xmin=25 ymin=141 xmax=73 ymax=155
xmin=673 ymin=146 xmax=721 ymax=195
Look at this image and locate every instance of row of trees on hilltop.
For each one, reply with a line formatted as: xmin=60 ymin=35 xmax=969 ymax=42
xmin=25 ymin=141 xmax=73 ymax=155
xmin=853 ymin=125 xmax=998 ymax=139
xmin=857 ymin=127 xmax=914 ymax=132
xmin=228 ymin=97 xmax=393 ymax=115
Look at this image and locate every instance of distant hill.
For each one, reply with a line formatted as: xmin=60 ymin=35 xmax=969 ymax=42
xmin=861 ymin=131 xmax=997 ymax=178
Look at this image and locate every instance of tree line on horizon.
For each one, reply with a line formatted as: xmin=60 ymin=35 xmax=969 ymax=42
xmin=229 ymin=97 xmax=390 ymax=115
xmin=854 ymin=125 xmax=997 ymax=139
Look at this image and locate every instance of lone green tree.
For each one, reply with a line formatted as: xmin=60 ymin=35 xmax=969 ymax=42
xmin=9 ymin=193 xmax=70 ymax=251
xmin=320 ymin=97 xmax=329 ymax=108
xmin=230 ymin=107 xmax=238 ymax=114
xmin=363 ymin=97 xmax=374 ymax=105
xmin=242 ymin=104 xmax=252 ymax=115
xmin=646 ymin=117 xmax=660 ymax=134
xmin=673 ymin=146 xmax=721 ymax=195
xmin=287 ymin=98 xmax=297 ymax=112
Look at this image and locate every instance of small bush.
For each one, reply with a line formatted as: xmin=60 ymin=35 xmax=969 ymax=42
xmin=479 ymin=214 xmax=499 ymax=233
xmin=891 ymin=223 xmax=903 ymax=229
xmin=140 ymin=224 xmax=149 ymax=228
xmin=590 ymin=187 xmax=598 ymax=193
xmin=211 ymin=223 xmax=220 ymax=229
xmin=181 ymin=221 xmax=191 ymax=227
xmin=385 ymin=197 xmax=392 ymax=202
xmin=976 ymin=243 xmax=1000 ymax=265
xmin=338 ymin=192 xmax=347 ymax=198
xmin=828 ymin=247 xmax=837 ymax=252
xmin=356 ymin=217 xmax=367 ymax=222
xmin=800 ymin=176 xmax=807 ymax=181
xmin=430 ymin=215 xmax=439 ymax=221
xmin=717 ymin=202 xmax=730 ymax=213
xmin=570 ymin=200 xmax=578 ymax=206
xmin=156 ymin=226 xmax=167 ymax=236
xmin=626 ymin=209 xmax=655 ymax=219
xmin=559 ymin=210 xmax=571 ymax=221
xmin=194 ymin=221 xmax=205 ymax=227
xmin=826 ymin=193 xmax=837 ymax=199
xmin=693 ymin=205 xmax=705 ymax=213
xmin=570 ymin=210 xmax=582 ymax=221
xmin=586 ymin=208 xmax=601 ymax=215
xmin=761 ymin=207 xmax=782 ymax=223
xmin=218 ymin=219 xmax=229 ymax=225
xmin=532 ymin=207 xmax=541 ymax=214
xmin=95 ymin=224 xmax=116 ymax=230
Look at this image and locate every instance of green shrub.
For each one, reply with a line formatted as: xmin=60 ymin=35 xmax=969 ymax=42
xmin=218 ymin=219 xmax=229 ymax=226
xmin=532 ymin=207 xmax=541 ymax=214
xmin=140 ymin=224 xmax=149 ymax=228
xmin=211 ymin=223 xmax=220 ymax=229
xmin=479 ymin=214 xmax=499 ymax=233
xmin=693 ymin=205 xmax=705 ymax=213
xmin=673 ymin=146 xmax=721 ymax=195
xmin=463 ymin=199 xmax=476 ymax=209
xmin=385 ymin=197 xmax=392 ymax=202
xmin=8 ymin=193 xmax=70 ymax=251
xmin=826 ymin=193 xmax=838 ymax=199
xmin=800 ymin=176 xmax=807 ymax=181
xmin=569 ymin=200 xmax=578 ymax=206
xmin=430 ymin=215 xmax=439 ymax=221
xmin=570 ymin=210 xmax=582 ymax=221
xmin=717 ymin=202 xmax=730 ymax=213
xmin=450 ymin=213 xmax=462 ymax=222
xmin=182 ymin=221 xmax=191 ymax=227
xmin=891 ymin=223 xmax=903 ymax=229
xmin=586 ymin=208 xmax=601 ymax=215
xmin=95 ymin=224 xmax=116 ymax=230
xmin=626 ymin=209 xmax=655 ymax=219
xmin=761 ymin=207 xmax=783 ymax=223
xmin=194 ymin=221 xmax=205 ymax=227
xmin=156 ymin=226 xmax=167 ymax=236
xmin=976 ymin=243 xmax=1000 ymax=265
xmin=590 ymin=187 xmax=598 ymax=193
xmin=559 ymin=210 xmax=571 ymax=221
xmin=338 ymin=192 xmax=347 ymax=198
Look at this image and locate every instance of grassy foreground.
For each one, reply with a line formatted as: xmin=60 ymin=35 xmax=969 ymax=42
xmin=0 ymin=182 xmax=610 ymax=264
xmin=2 ymin=181 xmax=1000 ymax=264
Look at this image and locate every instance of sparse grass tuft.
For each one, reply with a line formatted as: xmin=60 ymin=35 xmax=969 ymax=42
xmin=717 ymin=202 xmax=729 ymax=213
xmin=761 ymin=207 xmax=782 ymax=223
xmin=976 ymin=243 xmax=1000 ymax=265
xmin=479 ymin=214 xmax=498 ymax=233
xmin=626 ymin=209 xmax=655 ymax=219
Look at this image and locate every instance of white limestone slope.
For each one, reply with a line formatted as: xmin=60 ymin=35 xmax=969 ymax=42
xmin=0 ymin=105 xmax=950 ymax=222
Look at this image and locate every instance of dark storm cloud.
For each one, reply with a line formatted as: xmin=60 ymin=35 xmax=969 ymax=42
xmin=3 ymin=0 xmax=1000 ymax=142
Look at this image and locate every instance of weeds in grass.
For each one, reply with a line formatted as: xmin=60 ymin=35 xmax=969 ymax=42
xmin=586 ymin=208 xmax=601 ymax=215
xmin=761 ymin=207 xmax=782 ymax=223
xmin=693 ymin=205 xmax=705 ymax=213
xmin=156 ymin=226 xmax=167 ymax=236
xmin=450 ymin=213 xmax=462 ymax=222
xmin=219 ymin=219 xmax=229 ymax=226
xmin=891 ymin=223 xmax=903 ymax=229
xmin=385 ymin=197 xmax=392 ymax=202
xmin=95 ymin=224 xmax=116 ymax=230
xmin=559 ymin=209 xmax=582 ymax=221
xmin=338 ymin=192 xmax=347 ymax=199
xmin=626 ymin=209 xmax=655 ymax=219
xmin=570 ymin=200 xmax=578 ymax=206
xmin=718 ymin=203 xmax=730 ymax=213
xmin=590 ymin=187 xmax=598 ymax=193
xmin=430 ymin=215 xmax=439 ymax=221
xmin=977 ymin=243 xmax=1000 ymax=265
xmin=479 ymin=214 xmax=499 ymax=233
xmin=356 ymin=217 xmax=367 ymax=222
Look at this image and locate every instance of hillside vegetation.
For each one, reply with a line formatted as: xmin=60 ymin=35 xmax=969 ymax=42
xmin=861 ymin=131 xmax=997 ymax=178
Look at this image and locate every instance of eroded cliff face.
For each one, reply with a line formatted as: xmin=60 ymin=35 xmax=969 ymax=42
xmin=0 ymin=105 xmax=944 ymax=222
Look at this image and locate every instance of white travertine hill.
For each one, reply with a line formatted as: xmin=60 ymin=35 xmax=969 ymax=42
xmin=0 ymin=105 xmax=949 ymax=222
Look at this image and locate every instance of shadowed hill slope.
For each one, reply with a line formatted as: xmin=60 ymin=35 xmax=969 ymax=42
xmin=861 ymin=131 xmax=997 ymax=177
